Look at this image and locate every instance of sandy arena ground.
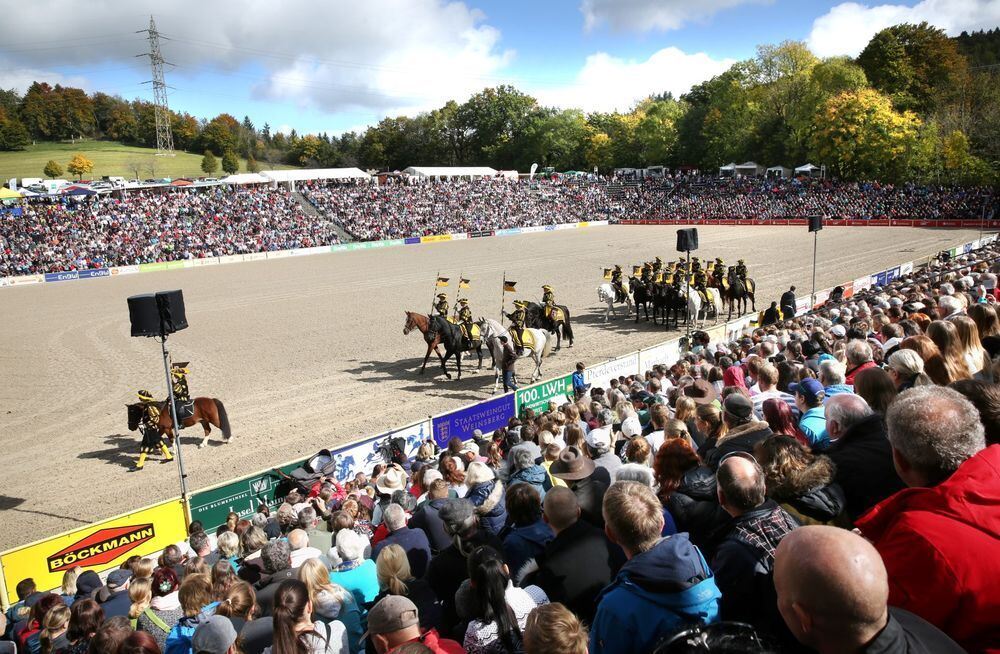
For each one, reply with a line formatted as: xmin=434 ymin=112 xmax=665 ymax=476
xmin=0 ymin=224 xmax=983 ymax=548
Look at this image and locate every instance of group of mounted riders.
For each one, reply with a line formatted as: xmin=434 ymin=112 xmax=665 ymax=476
xmin=610 ymin=255 xmax=756 ymax=323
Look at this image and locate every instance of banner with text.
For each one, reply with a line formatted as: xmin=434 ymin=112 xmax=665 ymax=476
xmin=432 ymin=393 xmax=515 ymax=447
xmin=516 ymin=374 xmax=573 ymax=416
xmin=639 ymin=340 xmax=681 ymax=373
xmin=0 ymin=498 xmax=187 ymax=606
xmin=188 ymin=459 xmax=308 ymax=534
xmin=584 ymin=352 xmax=640 ymax=389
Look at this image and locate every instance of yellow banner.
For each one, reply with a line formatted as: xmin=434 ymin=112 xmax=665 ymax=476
xmin=0 ymin=498 xmax=187 ymax=606
xmin=420 ymin=234 xmax=453 ymax=243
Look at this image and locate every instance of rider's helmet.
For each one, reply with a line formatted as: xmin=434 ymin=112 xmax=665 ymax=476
xmin=437 ymin=293 xmax=447 ymax=299
xmin=542 ymin=285 xmax=552 ymax=292
xmin=738 ymin=259 xmax=745 ymax=264
xmin=137 ymin=389 xmax=155 ymax=401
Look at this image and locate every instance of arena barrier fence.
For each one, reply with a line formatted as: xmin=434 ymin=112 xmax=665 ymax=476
xmin=1 ymin=232 xmax=994 ymax=607
xmin=0 ymin=221 xmax=610 ymax=288
xmin=620 ymin=218 xmax=1000 ymax=229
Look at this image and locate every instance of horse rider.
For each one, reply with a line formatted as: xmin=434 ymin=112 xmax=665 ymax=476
xmin=640 ymin=264 xmax=653 ymax=284
xmin=691 ymin=257 xmax=702 ymax=275
xmin=735 ymin=259 xmax=748 ymax=283
xmin=693 ymin=266 xmax=708 ymax=292
xmin=457 ymin=298 xmax=476 ymax=346
xmin=135 ymin=389 xmax=173 ymax=470
xmin=434 ymin=293 xmax=449 ymax=319
xmin=652 ymin=256 xmax=663 ymax=274
xmin=610 ymin=265 xmax=626 ymax=303
xmin=509 ymin=300 xmax=528 ymax=354
xmin=170 ymin=362 xmax=193 ymax=421
xmin=712 ymin=257 xmax=727 ymax=287
xmin=541 ymin=285 xmax=556 ymax=317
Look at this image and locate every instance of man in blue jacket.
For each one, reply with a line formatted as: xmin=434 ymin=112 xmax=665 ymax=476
xmin=590 ymin=481 xmax=720 ymax=654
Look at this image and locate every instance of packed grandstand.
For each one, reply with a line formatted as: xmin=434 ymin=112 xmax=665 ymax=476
xmin=2 ymin=174 xmax=996 ymax=276
xmin=3 ymin=239 xmax=998 ymax=654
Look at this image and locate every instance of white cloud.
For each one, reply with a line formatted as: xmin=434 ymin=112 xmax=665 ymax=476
xmin=808 ymin=0 xmax=1000 ymax=58
xmin=0 ymin=59 xmax=89 ymax=93
xmin=580 ymin=0 xmax=770 ymax=32
xmin=534 ymin=47 xmax=735 ymax=112
xmin=0 ymin=0 xmax=513 ymax=115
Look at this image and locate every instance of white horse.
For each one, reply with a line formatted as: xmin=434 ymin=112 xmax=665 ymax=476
xmin=597 ymin=281 xmax=634 ymax=321
xmin=678 ymin=284 xmax=723 ymax=328
xmin=478 ymin=318 xmax=554 ymax=393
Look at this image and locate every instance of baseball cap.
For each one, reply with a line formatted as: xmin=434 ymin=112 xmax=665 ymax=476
xmin=789 ymin=378 xmax=824 ymax=404
xmin=829 ymin=325 xmax=847 ymax=338
xmin=363 ymin=596 xmax=420 ymax=640
xmin=722 ymin=393 xmax=753 ymax=421
xmin=192 ymin=615 xmax=238 ymax=654
xmin=621 ymin=415 xmax=642 ymax=438
xmin=585 ymin=426 xmax=612 ymax=450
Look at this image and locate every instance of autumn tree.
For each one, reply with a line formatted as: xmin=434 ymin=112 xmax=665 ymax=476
xmin=201 ymin=150 xmax=218 ymax=175
xmin=43 ymin=160 xmax=63 ymax=178
xmin=246 ymin=153 xmax=261 ymax=173
xmin=66 ymin=154 xmax=94 ymax=180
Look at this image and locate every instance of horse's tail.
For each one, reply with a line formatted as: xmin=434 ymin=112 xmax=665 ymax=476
xmin=561 ymin=307 xmax=574 ymax=341
xmin=214 ymin=399 xmax=232 ymax=441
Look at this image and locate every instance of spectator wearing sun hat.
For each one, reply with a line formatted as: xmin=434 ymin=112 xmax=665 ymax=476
xmin=373 ymin=464 xmax=408 ymax=526
xmin=550 ymin=446 xmax=608 ymax=528
xmin=704 ymin=394 xmax=774 ymax=470
xmin=791 ymin=378 xmax=829 ymax=451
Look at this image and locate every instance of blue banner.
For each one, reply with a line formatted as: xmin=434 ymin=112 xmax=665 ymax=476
xmin=432 ymin=393 xmax=515 ymax=447
xmin=495 ymin=228 xmax=521 ymax=236
xmin=875 ymin=271 xmax=889 ymax=287
xmin=44 ymin=271 xmax=79 ymax=282
xmin=78 ymin=269 xmax=110 ymax=279
xmin=884 ymin=267 xmax=900 ymax=284
xmin=404 ymin=237 xmax=421 ymax=245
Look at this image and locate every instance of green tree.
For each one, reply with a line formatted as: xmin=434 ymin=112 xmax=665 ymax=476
xmin=857 ymin=22 xmax=968 ymax=113
xmin=66 ymin=153 xmax=94 ymax=180
xmin=634 ymin=97 xmax=685 ymax=165
xmin=198 ymin=114 xmax=240 ymax=155
xmin=201 ymin=150 xmax=218 ymax=175
xmin=43 ymin=160 xmax=63 ymax=178
xmin=810 ymin=88 xmax=921 ymax=181
xmin=221 ymin=149 xmax=240 ymax=174
xmin=585 ymin=131 xmax=614 ymax=172
xmin=455 ymin=85 xmax=539 ymax=167
xmin=0 ymin=118 xmax=31 ymax=150
xmin=246 ymin=153 xmax=261 ymax=173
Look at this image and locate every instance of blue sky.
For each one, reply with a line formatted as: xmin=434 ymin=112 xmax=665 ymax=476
xmin=1 ymin=0 xmax=997 ymax=136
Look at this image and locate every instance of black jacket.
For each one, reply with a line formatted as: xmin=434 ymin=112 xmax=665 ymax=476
xmin=370 ymin=578 xmax=444 ymax=633
xmin=425 ymin=529 xmax=504 ymax=636
xmin=825 ymin=414 xmax=905 ymax=522
xmin=666 ymin=466 xmax=730 ymax=551
xmin=864 ymin=607 xmax=966 ymax=653
xmin=767 ymin=455 xmax=847 ymax=525
xmin=780 ymin=291 xmax=796 ymax=313
xmin=704 ymin=421 xmax=773 ymax=470
xmin=567 ymin=475 xmax=609 ymax=528
xmin=254 ymin=568 xmax=298 ymax=616
xmin=410 ymin=498 xmax=453 ymax=553
xmin=521 ymin=519 xmax=620 ymax=624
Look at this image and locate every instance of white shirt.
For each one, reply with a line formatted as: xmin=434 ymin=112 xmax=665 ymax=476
xmin=645 ymin=430 xmax=665 ymax=454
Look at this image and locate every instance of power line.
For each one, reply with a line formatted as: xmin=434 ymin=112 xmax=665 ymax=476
xmin=137 ymin=16 xmax=175 ymax=156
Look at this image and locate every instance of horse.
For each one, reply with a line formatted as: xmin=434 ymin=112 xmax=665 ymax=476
xmin=139 ymin=397 xmax=233 ymax=449
xmin=597 ymin=280 xmax=633 ymax=321
xmin=651 ymin=283 xmax=687 ymax=329
xmin=722 ymin=270 xmax=757 ymax=319
xmin=478 ymin=318 xmax=554 ymax=394
xmin=403 ymin=311 xmax=485 ymax=380
xmin=630 ymin=277 xmax=654 ymax=323
xmin=523 ymin=301 xmax=574 ymax=350
xmin=676 ymin=283 xmax=723 ymax=329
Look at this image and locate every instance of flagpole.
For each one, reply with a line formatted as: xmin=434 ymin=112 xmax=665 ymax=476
xmin=453 ymin=270 xmax=463 ymax=317
xmin=500 ymin=271 xmax=506 ymax=326
xmin=431 ymin=270 xmax=439 ymax=315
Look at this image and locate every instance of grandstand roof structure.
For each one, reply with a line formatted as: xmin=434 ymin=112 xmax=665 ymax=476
xmin=403 ymin=166 xmax=499 ymax=179
xmin=262 ymin=168 xmax=371 ymax=183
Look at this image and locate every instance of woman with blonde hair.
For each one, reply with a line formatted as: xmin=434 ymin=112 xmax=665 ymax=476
xmin=694 ymin=403 xmax=726 ymax=459
xmin=664 ymin=418 xmax=694 ymax=448
xmin=39 ymin=603 xmax=71 ymax=654
xmin=216 ymin=531 xmax=241 ymax=572
xmin=133 ymin=558 xmax=155 ymax=581
xmin=968 ymin=303 xmax=1000 ymax=339
xmin=299 ymin=558 xmax=362 ymax=653
xmin=886 ymin=349 xmax=933 ymax=390
xmin=952 ymin=315 xmax=990 ymax=377
xmin=927 ymin=320 xmax=974 ymax=383
xmin=372 ymin=544 xmax=443 ymax=633
xmin=127 ymin=577 xmax=153 ymax=629
xmin=59 ymin=567 xmax=81 ymax=606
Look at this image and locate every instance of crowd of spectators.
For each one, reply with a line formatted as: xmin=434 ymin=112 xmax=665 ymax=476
xmin=2 ymin=175 xmax=995 ymax=276
xmin=4 ymin=245 xmax=999 ymax=653
xmin=0 ymin=187 xmax=340 ymax=276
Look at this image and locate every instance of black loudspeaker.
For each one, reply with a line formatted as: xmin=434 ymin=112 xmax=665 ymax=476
xmin=808 ymin=215 xmax=823 ymax=233
xmin=127 ymin=290 xmax=188 ymax=337
xmin=676 ymin=228 xmax=699 ymax=252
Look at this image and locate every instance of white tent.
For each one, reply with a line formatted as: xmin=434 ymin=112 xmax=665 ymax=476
xmin=260 ymin=167 xmax=371 ymax=191
xmin=766 ymin=165 xmax=792 ymax=179
xmin=794 ymin=163 xmax=822 ymax=177
xmin=403 ymin=166 xmax=498 ymax=180
xmin=220 ymin=173 xmax=270 ymax=185
xmin=719 ymin=162 xmax=737 ymax=177
xmin=735 ymin=161 xmax=765 ymax=177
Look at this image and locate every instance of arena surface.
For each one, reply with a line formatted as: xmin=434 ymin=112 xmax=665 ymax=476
xmin=0 ymin=224 xmax=984 ymax=549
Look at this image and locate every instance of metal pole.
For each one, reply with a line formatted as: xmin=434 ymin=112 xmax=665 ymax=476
xmin=430 ymin=270 xmax=439 ymax=315
xmin=500 ymin=271 xmax=506 ymax=326
xmin=811 ymin=229 xmax=818 ymax=310
xmin=160 ymin=336 xmax=188 ymax=499
xmin=685 ymin=249 xmax=691 ymax=347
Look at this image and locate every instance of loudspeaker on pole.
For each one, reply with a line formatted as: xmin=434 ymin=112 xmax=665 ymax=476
xmin=127 ymin=290 xmax=188 ymax=337
xmin=676 ymin=228 xmax=699 ymax=252
xmin=808 ymin=215 xmax=823 ymax=233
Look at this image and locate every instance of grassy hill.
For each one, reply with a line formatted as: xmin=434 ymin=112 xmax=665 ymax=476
xmin=0 ymin=140 xmax=295 ymax=182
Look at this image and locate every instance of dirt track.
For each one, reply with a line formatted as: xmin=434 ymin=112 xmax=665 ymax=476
xmin=0 ymin=224 xmax=982 ymax=548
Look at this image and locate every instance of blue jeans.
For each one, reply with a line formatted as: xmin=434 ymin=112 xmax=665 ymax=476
xmin=503 ymin=371 xmax=518 ymax=391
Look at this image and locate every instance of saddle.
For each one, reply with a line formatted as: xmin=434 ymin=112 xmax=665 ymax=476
xmin=698 ymin=288 xmax=716 ymax=305
xmin=545 ymin=306 xmax=565 ymax=323
xmin=173 ymin=400 xmax=194 ymax=422
xmin=510 ymin=328 xmax=535 ymax=350
xmin=460 ymin=322 xmax=481 ymax=345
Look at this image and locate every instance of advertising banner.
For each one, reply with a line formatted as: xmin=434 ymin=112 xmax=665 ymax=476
xmin=516 ymin=374 xmax=573 ymax=417
xmin=884 ymin=266 xmax=901 ymax=285
xmin=244 ymin=252 xmax=267 ymax=262
xmin=166 ymin=261 xmax=185 ymax=270
xmin=218 ymin=255 xmax=243 ymax=265
xmin=448 ymin=233 xmax=469 ymax=241
xmin=900 ymin=261 xmax=913 ymax=275
xmin=342 ymin=420 xmax=433 ymax=478
xmin=139 ymin=262 xmax=168 ymax=272
xmin=875 ymin=271 xmax=889 ymax=287
xmin=267 ymin=250 xmax=293 ymax=259
xmin=725 ymin=316 xmax=755 ymax=342
xmin=420 ymin=234 xmax=452 ymax=243
xmin=77 ymin=269 xmax=110 ymax=280
xmin=5 ymin=274 xmax=44 ymax=285
xmin=183 ymin=258 xmax=220 ymax=267
xmin=853 ymin=276 xmax=873 ymax=293
xmin=639 ymin=340 xmax=681 ymax=372
xmin=404 ymin=237 xmax=421 ymax=245
xmin=470 ymin=230 xmax=493 ymax=238
xmin=704 ymin=324 xmax=727 ymax=344
xmin=432 ymin=393 xmax=515 ymax=447
xmin=44 ymin=271 xmax=79 ymax=282
xmin=495 ymin=228 xmax=521 ymax=236
xmin=584 ymin=352 xmax=640 ymax=389
xmin=0 ymin=498 xmax=187 ymax=605
xmin=189 ymin=459 xmax=308 ymax=534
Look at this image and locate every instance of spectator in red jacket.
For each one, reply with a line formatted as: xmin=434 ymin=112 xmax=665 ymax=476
xmin=856 ymin=386 xmax=999 ymax=653
xmin=843 ymin=340 xmax=877 ymax=385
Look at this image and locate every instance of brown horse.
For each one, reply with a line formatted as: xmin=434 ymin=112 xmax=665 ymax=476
xmin=403 ymin=311 xmax=485 ymax=379
xmin=156 ymin=397 xmax=232 ymax=448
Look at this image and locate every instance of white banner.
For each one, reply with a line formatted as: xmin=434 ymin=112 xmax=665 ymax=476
xmin=584 ymin=352 xmax=640 ymax=389
xmin=853 ymin=276 xmax=873 ymax=293
xmin=111 ymin=265 xmax=140 ymax=276
xmin=448 ymin=233 xmax=469 ymax=241
xmin=899 ymin=261 xmax=913 ymax=275
xmin=183 ymin=258 xmax=219 ymax=268
xmin=726 ymin=315 xmax=755 ymax=341
xmin=267 ymin=250 xmax=292 ymax=259
xmin=326 ymin=420 xmax=433 ymax=481
xmin=639 ymin=340 xmax=681 ymax=372
xmin=219 ymin=254 xmax=244 ymax=265
xmin=244 ymin=252 xmax=267 ymax=262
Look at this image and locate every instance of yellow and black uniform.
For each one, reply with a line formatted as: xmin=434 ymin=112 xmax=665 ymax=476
xmin=640 ymin=266 xmax=652 ymax=283
xmin=457 ymin=300 xmax=477 ymax=345
xmin=170 ymin=362 xmax=193 ymax=422
xmin=691 ymin=257 xmax=702 ymax=275
xmin=694 ymin=269 xmax=708 ymax=290
xmin=735 ymin=259 xmax=748 ymax=282
xmin=610 ymin=265 xmax=626 ymax=302
xmin=135 ymin=389 xmax=172 ymax=470
xmin=509 ymin=301 xmax=527 ymax=349
xmin=541 ymin=285 xmax=556 ymax=318
xmin=712 ymin=259 xmax=726 ymax=287
xmin=434 ymin=294 xmax=449 ymax=318
xmin=458 ymin=301 xmax=473 ymax=324
xmin=652 ymin=257 xmax=663 ymax=274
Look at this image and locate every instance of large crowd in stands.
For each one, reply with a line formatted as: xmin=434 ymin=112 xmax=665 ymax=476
xmin=0 ymin=187 xmax=340 ymax=276
xmin=4 ymin=245 xmax=999 ymax=653
xmin=1 ymin=176 xmax=996 ymax=276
